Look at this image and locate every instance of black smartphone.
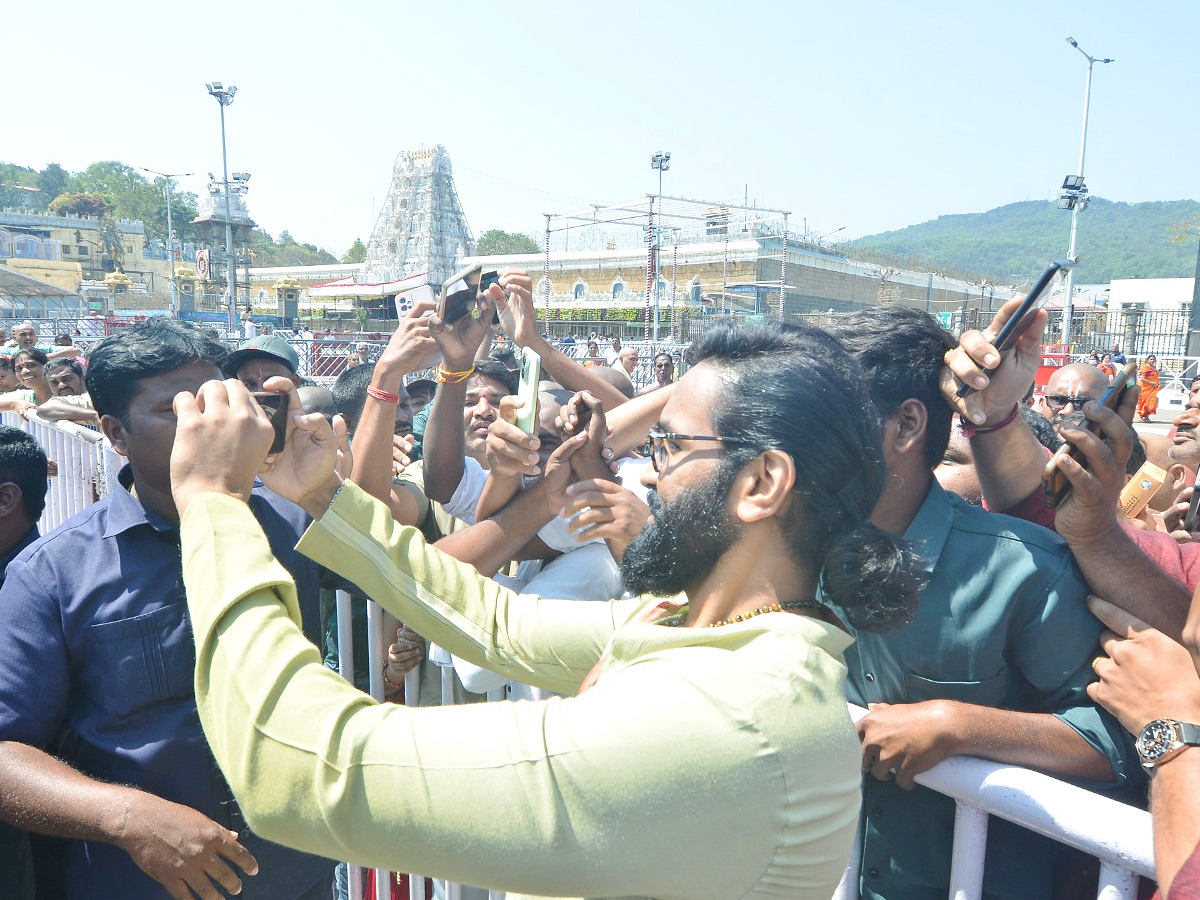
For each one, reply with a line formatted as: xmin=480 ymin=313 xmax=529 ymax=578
xmin=252 ymin=391 xmax=289 ymax=454
xmin=479 ymin=270 xmax=503 ymax=325
xmin=439 ymin=265 xmax=482 ymax=324
xmin=1042 ymin=362 xmax=1137 ymax=507
xmin=957 ymin=258 xmax=1076 ymax=398
xmin=1183 ymin=486 xmax=1200 ymax=532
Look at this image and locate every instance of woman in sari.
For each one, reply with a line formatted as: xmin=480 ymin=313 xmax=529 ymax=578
xmin=1137 ymin=354 xmax=1161 ymax=423
xmin=1098 ymin=352 xmax=1117 ymax=380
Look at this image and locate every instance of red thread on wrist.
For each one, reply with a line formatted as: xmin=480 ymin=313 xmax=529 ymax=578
xmin=367 ymin=386 xmax=400 ymax=404
xmin=960 ymin=403 xmax=1020 ymax=438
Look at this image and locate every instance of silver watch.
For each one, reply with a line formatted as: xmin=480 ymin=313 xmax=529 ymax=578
xmin=1136 ymin=718 xmax=1200 ymax=771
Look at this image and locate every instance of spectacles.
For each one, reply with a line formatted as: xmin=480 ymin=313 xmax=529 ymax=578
xmin=1043 ymin=394 xmax=1095 ymax=411
xmin=645 ymin=427 xmax=750 ymax=473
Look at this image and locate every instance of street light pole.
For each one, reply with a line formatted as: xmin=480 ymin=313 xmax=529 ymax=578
xmin=140 ymin=167 xmax=193 ymax=318
xmin=650 ymin=151 xmax=671 ymax=342
xmin=1060 ymin=38 xmax=1113 ymax=348
xmin=206 ymin=82 xmax=239 ymax=334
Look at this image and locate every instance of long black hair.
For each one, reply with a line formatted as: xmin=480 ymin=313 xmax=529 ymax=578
xmin=689 ymin=323 xmax=923 ymax=631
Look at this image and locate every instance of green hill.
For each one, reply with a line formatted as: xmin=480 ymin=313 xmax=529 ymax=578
xmin=849 ymin=198 xmax=1200 ymax=284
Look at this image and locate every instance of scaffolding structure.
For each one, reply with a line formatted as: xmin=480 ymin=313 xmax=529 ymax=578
xmin=363 ymin=145 xmax=473 ymax=289
xmin=544 ymin=195 xmax=791 ymax=340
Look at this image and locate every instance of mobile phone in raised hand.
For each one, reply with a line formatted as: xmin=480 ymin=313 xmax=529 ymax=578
xmin=514 ymin=347 xmax=542 ymax=435
xmin=957 ymin=258 xmax=1076 ymax=399
xmin=1042 ymin=361 xmax=1137 ymax=507
xmin=438 ymin=264 xmax=483 ymax=324
xmin=252 ymin=391 xmax=289 ymax=454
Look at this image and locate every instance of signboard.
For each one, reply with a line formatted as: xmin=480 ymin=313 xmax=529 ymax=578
xmin=935 ymin=312 xmax=953 ymax=330
xmin=195 ymin=249 xmax=210 ymax=281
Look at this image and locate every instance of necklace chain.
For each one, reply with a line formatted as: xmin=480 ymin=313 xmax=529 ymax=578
xmin=706 ymin=599 xmax=823 ymax=628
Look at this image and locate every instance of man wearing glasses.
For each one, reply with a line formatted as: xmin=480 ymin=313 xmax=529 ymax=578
xmin=1037 ymin=363 xmax=1111 ymax=432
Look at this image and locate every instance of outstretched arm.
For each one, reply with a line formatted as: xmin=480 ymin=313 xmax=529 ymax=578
xmin=495 ymin=277 xmax=629 ymax=411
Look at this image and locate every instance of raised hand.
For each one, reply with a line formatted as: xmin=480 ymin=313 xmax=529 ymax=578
xmin=941 ymin=297 xmax=1046 ymax=426
xmin=494 ymin=269 xmax=540 ymax=348
xmin=484 ymin=396 xmax=542 ymax=477
xmin=561 ymin=478 xmax=651 ymax=560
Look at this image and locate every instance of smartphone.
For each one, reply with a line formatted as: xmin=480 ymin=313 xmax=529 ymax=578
xmin=1042 ymin=362 xmax=1137 ymax=507
xmin=479 ymin=270 xmax=504 ymax=325
xmin=1183 ymin=486 xmax=1200 ymax=532
xmin=957 ymin=258 xmax=1077 ymax=398
xmin=439 ymin=264 xmax=482 ymax=324
xmin=395 ymin=283 xmax=434 ymax=318
xmin=514 ymin=347 xmax=542 ymax=435
xmin=252 ymin=391 xmax=289 ymax=454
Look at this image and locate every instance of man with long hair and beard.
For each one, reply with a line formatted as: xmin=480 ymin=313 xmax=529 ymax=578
xmin=165 ymin=323 xmax=923 ymax=900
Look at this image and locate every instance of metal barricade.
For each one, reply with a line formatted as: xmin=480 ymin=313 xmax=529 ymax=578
xmin=0 ymin=411 xmax=121 ymax=532
xmin=832 ymin=704 xmax=1153 ymax=900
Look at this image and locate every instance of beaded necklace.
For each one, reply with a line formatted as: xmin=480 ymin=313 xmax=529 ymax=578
xmin=657 ymin=599 xmax=825 ymax=629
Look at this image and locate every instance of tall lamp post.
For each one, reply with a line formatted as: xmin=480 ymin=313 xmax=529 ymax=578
xmin=205 ymin=81 xmax=239 ymax=334
xmin=649 ymin=151 xmax=671 ymax=342
xmin=139 ymin=166 xmax=193 ymax=318
xmin=1058 ymin=38 xmax=1113 ymax=348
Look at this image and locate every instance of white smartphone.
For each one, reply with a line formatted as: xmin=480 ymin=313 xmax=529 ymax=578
xmin=514 ymin=347 xmax=542 ymax=435
xmin=395 ymin=283 xmax=434 ymax=318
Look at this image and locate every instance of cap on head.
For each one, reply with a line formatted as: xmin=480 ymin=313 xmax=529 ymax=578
xmin=221 ymin=334 xmax=300 ymax=378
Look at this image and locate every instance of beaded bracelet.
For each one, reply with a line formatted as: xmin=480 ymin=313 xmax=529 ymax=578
xmin=959 ymin=402 xmax=1020 ymax=439
xmin=366 ymin=385 xmax=400 ymax=404
xmin=382 ymin=663 xmax=404 ymax=695
xmin=436 ymin=363 xmax=476 ymax=385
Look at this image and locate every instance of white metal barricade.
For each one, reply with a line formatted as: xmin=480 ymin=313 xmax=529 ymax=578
xmin=0 ymin=411 xmax=121 ymax=532
xmin=832 ymin=704 xmax=1154 ymax=900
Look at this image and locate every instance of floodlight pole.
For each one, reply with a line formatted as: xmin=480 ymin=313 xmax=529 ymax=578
xmin=140 ymin=167 xmax=193 ymax=318
xmin=649 ymin=151 xmax=670 ymax=341
xmin=207 ymin=82 xmax=239 ymax=334
xmin=1061 ymin=40 xmax=1112 ymax=348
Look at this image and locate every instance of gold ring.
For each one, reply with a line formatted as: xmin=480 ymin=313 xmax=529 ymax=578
xmin=1091 ymin=656 xmax=1105 ymax=671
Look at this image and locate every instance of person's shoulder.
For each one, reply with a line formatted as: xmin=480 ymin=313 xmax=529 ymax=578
xmin=8 ymin=496 xmax=115 ymax=574
xmin=945 ymin=490 xmax=1072 ymax=556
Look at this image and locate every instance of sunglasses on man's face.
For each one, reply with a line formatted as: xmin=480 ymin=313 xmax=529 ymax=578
xmin=1042 ymin=394 xmax=1094 ymax=412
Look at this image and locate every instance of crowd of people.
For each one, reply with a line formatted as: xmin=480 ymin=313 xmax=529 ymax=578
xmin=0 ymin=268 xmax=1197 ymax=900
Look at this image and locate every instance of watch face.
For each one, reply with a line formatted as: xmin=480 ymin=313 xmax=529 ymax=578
xmin=1138 ymin=719 xmax=1178 ymax=762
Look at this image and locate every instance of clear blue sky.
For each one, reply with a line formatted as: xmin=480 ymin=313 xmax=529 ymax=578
xmin=7 ymin=0 xmax=1199 ymax=258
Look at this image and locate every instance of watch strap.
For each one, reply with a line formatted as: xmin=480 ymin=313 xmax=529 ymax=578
xmin=1178 ymin=722 xmax=1200 ymax=746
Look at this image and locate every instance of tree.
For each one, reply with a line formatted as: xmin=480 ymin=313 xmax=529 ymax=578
xmin=476 ymin=229 xmax=539 ymax=256
xmin=48 ymin=193 xmax=113 ymax=219
xmin=70 ymin=161 xmax=164 ymax=241
xmin=342 ymin=237 xmax=367 ymax=264
xmin=36 ymin=164 xmax=69 ymax=203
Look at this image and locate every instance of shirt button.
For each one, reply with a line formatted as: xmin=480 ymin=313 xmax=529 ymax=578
xmin=868 ymin=868 xmax=880 ymax=878
xmin=864 ymin=672 xmax=875 ymax=682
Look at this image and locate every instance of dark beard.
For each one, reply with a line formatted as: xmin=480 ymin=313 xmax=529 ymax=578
xmin=619 ymin=464 xmax=742 ymax=597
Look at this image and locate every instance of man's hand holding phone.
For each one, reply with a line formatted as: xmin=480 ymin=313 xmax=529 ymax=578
xmin=1046 ymin=380 xmax=1140 ymax=548
xmin=941 ymin=296 xmax=1047 ymax=427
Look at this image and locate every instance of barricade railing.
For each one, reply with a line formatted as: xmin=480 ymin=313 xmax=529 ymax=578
xmin=0 ymin=411 xmax=121 ymax=532
xmin=832 ymin=704 xmax=1153 ymax=900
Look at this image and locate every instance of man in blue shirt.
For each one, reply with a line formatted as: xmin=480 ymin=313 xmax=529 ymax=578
xmin=827 ymin=308 xmax=1139 ymax=900
xmin=0 ymin=320 xmax=334 ymax=899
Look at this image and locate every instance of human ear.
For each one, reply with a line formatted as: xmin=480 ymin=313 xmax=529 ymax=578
xmin=886 ymin=399 xmax=927 ymax=458
xmin=732 ymin=449 xmax=796 ymax=524
xmin=100 ymin=414 xmax=131 ymax=458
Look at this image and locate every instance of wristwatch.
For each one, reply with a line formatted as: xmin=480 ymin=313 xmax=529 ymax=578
xmin=1136 ymin=718 xmax=1200 ymax=771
